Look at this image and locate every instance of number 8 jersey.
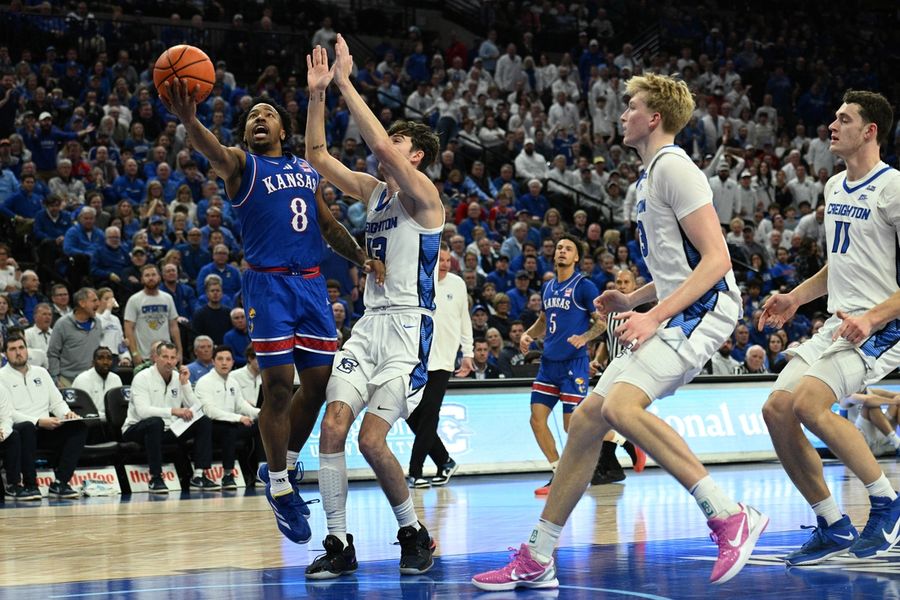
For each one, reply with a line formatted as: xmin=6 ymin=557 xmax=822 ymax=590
xmin=824 ymin=161 xmax=900 ymax=315
xmin=364 ymin=181 xmax=443 ymax=312
xmin=229 ymin=152 xmax=325 ymax=269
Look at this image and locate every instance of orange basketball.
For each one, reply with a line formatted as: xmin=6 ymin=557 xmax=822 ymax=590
xmin=153 ymin=45 xmax=215 ymax=103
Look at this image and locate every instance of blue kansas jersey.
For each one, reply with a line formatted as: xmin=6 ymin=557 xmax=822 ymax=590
xmin=541 ymin=273 xmax=598 ymax=360
xmin=229 ymin=152 xmax=325 ymax=269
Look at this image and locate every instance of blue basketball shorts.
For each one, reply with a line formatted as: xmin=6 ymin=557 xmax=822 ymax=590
xmin=530 ymin=355 xmax=590 ymax=414
xmin=242 ymin=270 xmax=337 ymax=371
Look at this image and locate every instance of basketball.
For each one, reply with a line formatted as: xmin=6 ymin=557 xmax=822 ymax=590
xmin=153 ymin=45 xmax=215 ymax=103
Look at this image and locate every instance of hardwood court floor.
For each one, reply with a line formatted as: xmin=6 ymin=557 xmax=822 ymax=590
xmin=1 ymin=460 xmax=899 ymax=598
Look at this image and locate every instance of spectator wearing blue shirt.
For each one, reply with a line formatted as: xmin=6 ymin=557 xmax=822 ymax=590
xmin=320 ymin=247 xmax=357 ymax=303
xmin=491 ymin=164 xmax=521 ymax=198
xmin=187 ymin=335 xmax=215 ymax=385
xmin=90 ymin=225 xmax=130 ymax=286
xmin=175 ymin=227 xmax=210 ymax=284
xmin=159 ymin=262 xmax=197 ymax=320
xmin=196 ymin=244 xmax=241 ymax=299
xmin=486 ymin=255 xmax=515 ymax=293
xmin=457 ymin=201 xmax=491 ymax=245
xmin=500 ymin=221 xmax=529 ymax=263
xmin=146 ymin=215 xmax=174 ymax=253
xmin=506 ymin=271 xmax=533 ymax=319
xmin=24 ymin=111 xmax=89 ymax=177
xmin=63 ymin=206 xmax=105 ymax=287
xmin=111 ymin=158 xmax=146 ymax=206
xmin=10 ymin=271 xmax=49 ymax=324
xmin=1 ymin=173 xmax=44 ymax=219
xmin=199 ymin=207 xmax=238 ymax=253
xmin=222 ymin=308 xmax=251 ymax=368
xmin=0 ymin=167 xmax=18 ymax=203
xmin=516 ymin=179 xmax=550 ymax=220
xmin=142 ymin=145 xmax=168 ymax=180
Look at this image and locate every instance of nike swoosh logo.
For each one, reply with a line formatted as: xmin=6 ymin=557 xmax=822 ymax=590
xmin=727 ymin=514 xmax=747 ymax=547
xmin=402 ymin=325 xmax=416 ymax=329
xmin=834 ymin=532 xmax=856 ymax=541
xmin=376 ymin=405 xmax=390 ymax=410
xmin=883 ymin=513 xmax=900 ymax=544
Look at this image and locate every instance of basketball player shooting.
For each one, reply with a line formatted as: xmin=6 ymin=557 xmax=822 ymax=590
xmin=161 ymin=74 xmax=383 ymax=546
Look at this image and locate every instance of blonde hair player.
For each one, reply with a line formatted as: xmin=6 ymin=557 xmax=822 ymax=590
xmin=472 ymin=73 xmax=767 ymax=591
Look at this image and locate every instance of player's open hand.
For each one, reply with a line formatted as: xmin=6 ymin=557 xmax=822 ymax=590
xmin=594 ymin=289 xmax=630 ymax=317
xmin=161 ymin=77 xmax=198 ymax=122
xmin=833 ymin=310 xmax=872 ymax=345
xmin=333 ymin=33 xmax=353 ymax=84
xmin=364 ymin=258 xmax=385 ymax=286
xmin=306 ymin=45 xmax=334 ymax=93
xmin=613 ymin=310 xmax=659 ymax=351
xmin=758 ymin=292 xmax=799 ymax=330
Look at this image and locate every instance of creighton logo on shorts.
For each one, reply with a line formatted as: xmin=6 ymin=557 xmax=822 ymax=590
xmin=337 ymin=357 xmax=359 ymax=374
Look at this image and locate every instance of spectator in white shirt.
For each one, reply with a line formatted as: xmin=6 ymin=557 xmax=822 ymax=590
xmin=121 ymin=341 xmax=219 ymax=493
xmin=787 ymin=165 xmax=816 ymax=207
xmin=709 ymin=160 xmax=740 ymax=226
xmin=24 ymin=303 xmax=53 ymax=354
xmin=0 ymin=334 xmax=87 ymax=498
xmin=514 ymin=138 xmax=548 ymax=181
xmin=0 ymin=378 xmax=34 ymax=500
xmin=71 ymin=346 xmax=122 ymax=422
xmin=494 ymin=43 xmax=523 ymax=92
xmin=547 ymin=92 xmax=579 ymax=134
xmin=230 ymin=344 xmax=262 ymax=407
xmin=405 ymin=244 xmax=474 ymax=487
xmin=805 ymin=125 xmax=835 ymax=176
xmin=194 ymin=345 xmax=260 ymax=490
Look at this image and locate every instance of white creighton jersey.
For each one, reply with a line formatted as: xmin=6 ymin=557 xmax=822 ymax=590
xmin=363 ymin=182 xmax=443 ymax=313
xmin=633 ymin=144 xmax=741 ymax=364
xmin=824 ymin=162 xmax=900 ymax=315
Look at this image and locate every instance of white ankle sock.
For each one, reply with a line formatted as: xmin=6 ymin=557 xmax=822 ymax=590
xmin=611 ymin=431 xmax=626 ymax=446
xmin=269 ymin=468 xmax=292 ymax=497
xmin=286 ymin=450 xmax=300 ymax=468
xmin=391 ymin=495 xmax=420 ymax=529
xmin=318 ymin=452 xmax=349 ymax=545
xmin=811 ymin=495 xmax=843 ymax=526
xmin=550 ymin=460 xmax=559 ymax=473
xmin=528 ymin=518 xmax=562 ymax=564
xmin=887 ymin=432 xmax=900 ymax=450
xmin=864 ymin=473 xmax=897 ymax=501
xmin=193 ymin=468 xmax=204 ymax=478
xmin=690 ymin=476 xmax=741 ymax=519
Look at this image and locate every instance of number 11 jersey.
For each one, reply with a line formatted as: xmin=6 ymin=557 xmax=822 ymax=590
xmin=824 ymin=161 xmax=900 ymax=315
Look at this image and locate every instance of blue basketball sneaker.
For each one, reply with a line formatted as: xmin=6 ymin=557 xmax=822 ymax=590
xmin=257 ymin=462 xmax=317 ymax=517
xmin=848 ymin=494 xmax=900 ymax=558
xmin=783 ymin=515 xmax=858 ymax=566
xmin=265 ymin=484 xmax=312 ymax=544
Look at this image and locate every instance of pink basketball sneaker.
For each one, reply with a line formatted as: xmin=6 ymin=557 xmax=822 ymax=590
xmin=708 ymin=503 xmax=769 ymax=584
xmin=471 ymin=544 xmax=559 ymax=591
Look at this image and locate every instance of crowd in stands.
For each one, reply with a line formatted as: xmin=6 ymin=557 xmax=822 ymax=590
xmin=0 ymin=1 xmax=897 ymax=495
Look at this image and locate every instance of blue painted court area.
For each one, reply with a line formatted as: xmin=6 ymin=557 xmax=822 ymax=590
xmin=4 ymin=530 xmax=898 ymax=599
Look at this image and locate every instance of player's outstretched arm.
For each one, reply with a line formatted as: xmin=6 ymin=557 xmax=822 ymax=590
xmin=331 ymin=34 xmax=441 ymax=216
xmin=162 ymin=78 xmax=243 ymax=189
xmin=305 ymin=45 xmax=379 ymax=203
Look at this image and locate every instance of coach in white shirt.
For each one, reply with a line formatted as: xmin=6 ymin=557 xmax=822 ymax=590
xmin=195 ymin=346 xmax=260 ymax=489
xmin=122 ymin=341 xmax=219 ymax=493
xmin=230 ymin=344 xmax=262 ymax=407
xmin=0 ymin=334 xmax=87 ymax=498
xmin=71 ymin=346 xmax=122 ymax=421
xmin=405 ymin=243 xmax=474 ymax=488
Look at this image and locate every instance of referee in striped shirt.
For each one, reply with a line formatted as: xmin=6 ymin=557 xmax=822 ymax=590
xmin=590 ymin=268 xmax=646 ymax=484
